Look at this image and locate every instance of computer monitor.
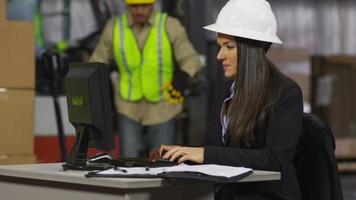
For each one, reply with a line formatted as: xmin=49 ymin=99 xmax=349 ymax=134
xmin=63 ymin=62 xmax=115 ymax=170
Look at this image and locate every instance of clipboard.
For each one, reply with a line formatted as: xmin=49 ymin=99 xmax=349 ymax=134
xmin=157 ymin=171 xmax=253 ymax=182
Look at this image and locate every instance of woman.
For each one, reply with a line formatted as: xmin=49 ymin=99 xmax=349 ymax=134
xmin=150 ymin=0 xmax=303 ymax=199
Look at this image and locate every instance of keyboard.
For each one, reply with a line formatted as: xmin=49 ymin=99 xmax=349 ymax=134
xmin=110 ymin=157 xmax=178 ymax=168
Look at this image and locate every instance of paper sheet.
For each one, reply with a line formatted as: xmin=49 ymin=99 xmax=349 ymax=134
xmin=97 ymin=164 xmax=252 ymax=178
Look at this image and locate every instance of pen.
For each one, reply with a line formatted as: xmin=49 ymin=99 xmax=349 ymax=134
xmin=114 ymin=166 xmax=127 ymax=173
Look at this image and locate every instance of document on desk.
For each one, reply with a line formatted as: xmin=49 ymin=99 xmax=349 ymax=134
xmin=86 ymin=164 xmax=253 ymax=182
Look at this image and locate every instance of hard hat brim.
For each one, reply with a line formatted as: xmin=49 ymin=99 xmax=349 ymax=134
xmin=125 ymin=0 xmax=155 ymax=5
xmin=126 ymin=2 xmax=155 ymax=4
xmin=203 ymin=23 xmax=283 ymax=44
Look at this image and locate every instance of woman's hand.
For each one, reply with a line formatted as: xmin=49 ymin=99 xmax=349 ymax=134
xmin=149 ymin=145 xmax=204 ymax=164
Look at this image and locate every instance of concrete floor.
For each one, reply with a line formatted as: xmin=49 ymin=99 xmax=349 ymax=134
xmin=341 ymin=175 xmax=356 ymax=200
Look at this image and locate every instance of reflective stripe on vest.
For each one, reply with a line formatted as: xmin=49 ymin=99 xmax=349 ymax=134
xmin=34 ymin=5 xmax=44 ymax=48
xmin=113 ymin=13 xmax=174 ymax=102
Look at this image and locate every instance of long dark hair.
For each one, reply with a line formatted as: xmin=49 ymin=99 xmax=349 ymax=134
xmin=226 ymin=37 xmax=280 ymax=147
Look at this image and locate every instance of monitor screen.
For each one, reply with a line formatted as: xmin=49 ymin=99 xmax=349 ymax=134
xmin=63 ymin=62 xmax=114 ymax=170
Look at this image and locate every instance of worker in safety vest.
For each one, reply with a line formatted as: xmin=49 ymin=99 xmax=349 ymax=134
xmin=90 ymin=0 xmax=201 ymax=157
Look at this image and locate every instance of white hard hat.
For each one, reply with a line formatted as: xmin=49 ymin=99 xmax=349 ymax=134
xmin=204 ymin=0 xmax=282 ymax=44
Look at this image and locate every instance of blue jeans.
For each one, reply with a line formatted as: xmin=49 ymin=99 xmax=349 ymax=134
xmin=118 ymin=115 xmax=175 ymax=157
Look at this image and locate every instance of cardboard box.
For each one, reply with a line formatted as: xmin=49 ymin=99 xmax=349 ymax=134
xmin=267 ymin=48 xmax=309 ymax=63
xmin=286 ymin=73 xmax=310 ymax=103
xmin=0 ymin=21 xmax=35 ymax=89
xmin=336 ymin=138 xmax=356 ymax=172
xmin=268 ymin=49 xmax=311 ymax=103
xmin=0 ymin=154 xmax=36 ymax=165
xmin=311 ymin=56 xmax=356 ymax=138
xmin=335 ymin=138 xmax=356 ymax=159
xmin=0 ymin=0 xmax=6 ymax=22
xmin=0 ymin=89 xmax=34 ymax=155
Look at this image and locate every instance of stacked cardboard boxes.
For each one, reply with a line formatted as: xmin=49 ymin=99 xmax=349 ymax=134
xmin=0 ymin=0 xmax=36 ymax=164
xmin=311 ymin=56 xmax=356 ymax=138
xmin=0 ymin=0 xmax=5 ymax=22
xmin=311 ymin=56 xmax=356 ymax=170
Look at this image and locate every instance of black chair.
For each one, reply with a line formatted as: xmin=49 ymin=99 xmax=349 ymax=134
xmin=294 ymin=113 xmax=344 ymax=200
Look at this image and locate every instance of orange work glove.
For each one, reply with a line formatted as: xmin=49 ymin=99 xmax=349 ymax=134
xmin=162 ymin=82 xmax=184 ymax=104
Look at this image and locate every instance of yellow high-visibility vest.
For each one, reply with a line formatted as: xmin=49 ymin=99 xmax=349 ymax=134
xmin=113 ymin=13 xmax=174 ymax=102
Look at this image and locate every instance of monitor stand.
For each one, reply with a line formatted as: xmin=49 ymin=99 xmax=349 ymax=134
xmin=62 ymin=124 xmax=111 ymax=171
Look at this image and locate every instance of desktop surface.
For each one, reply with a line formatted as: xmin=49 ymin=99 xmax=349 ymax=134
xmin=0 ymin=163 xmax=280 ymax=185
xmin=0 ymin=163 xmax=280 ymax=199
xmin=0 ymin=163 xmax=217 ymax=200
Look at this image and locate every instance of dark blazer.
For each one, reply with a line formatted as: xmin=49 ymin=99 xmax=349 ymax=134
xmin=294 ymin=113 xmax=344 ymax=200
xmin=204 ymin=74 xmax=303 ymax=200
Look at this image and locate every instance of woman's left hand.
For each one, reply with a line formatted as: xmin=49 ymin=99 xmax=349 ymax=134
xmin=160 ymin=145 xmax=205 ymax=164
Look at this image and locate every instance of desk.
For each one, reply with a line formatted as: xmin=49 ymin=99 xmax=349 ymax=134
xmin=0 ymin=163 xmax=280 ymax=200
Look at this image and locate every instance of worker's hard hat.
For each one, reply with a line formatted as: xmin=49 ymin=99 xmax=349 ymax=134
xmin=125 ymin=0 xmax=155 ymax=5
xmin=204 ymin=0 xmax=282 ymax=44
